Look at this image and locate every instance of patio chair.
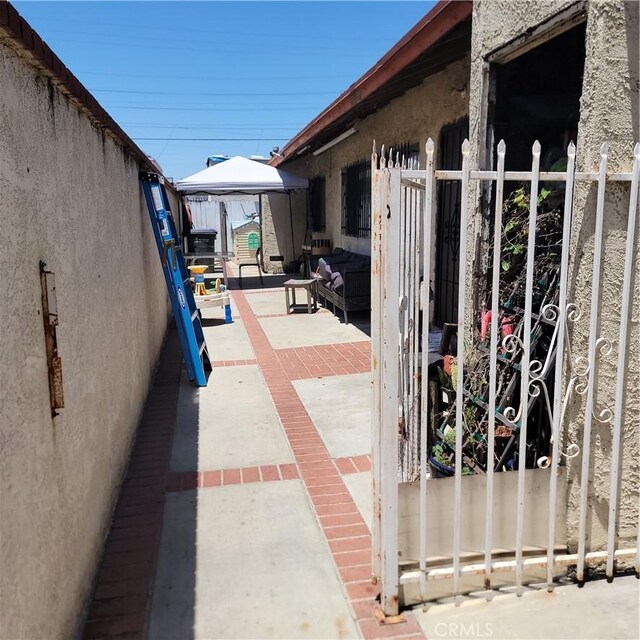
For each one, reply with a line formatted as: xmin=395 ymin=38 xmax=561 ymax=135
xmin=238 ymin=248 xmax=264 ymax=289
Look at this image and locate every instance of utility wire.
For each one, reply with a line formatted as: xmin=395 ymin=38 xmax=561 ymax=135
xmin=106 ymin=105 xmax=319 ymax=111
xmin=43 ymin=35 xmax=372 ymax=58
xmin=92 ymin=88 xmax=337 ymax=97
xmin=42 ymin=28 xmax=371 ymax=55
xmin=133 ymin=137 xmax=288 ymax=142
xmin=67 ymin=70 xmax=354 ymax=81
xmin=39 ymin=18 xmax=380 ymax=43
xmin=121 ymin=123 xmax=306 ymax=130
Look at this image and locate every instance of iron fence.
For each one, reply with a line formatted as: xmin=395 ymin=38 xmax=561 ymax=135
xmin=371 ymin=139 xmax=640 ymax=614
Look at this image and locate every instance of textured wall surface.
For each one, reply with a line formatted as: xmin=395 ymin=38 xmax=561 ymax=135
xmin=566 ymin=0 xmax=639 ymax=558
xmin=262 ymin=191 xmax=307 ymax=273
xmin=264 ymin=54 xmax=471 ymax=268
xmin=468 ymin=0 xmax=639 ymax=558
xmin=0 ymin=38 xmax=170 ymax=638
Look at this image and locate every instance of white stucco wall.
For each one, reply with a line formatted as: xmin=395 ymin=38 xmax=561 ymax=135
xmin=468 ymin=0 xmax=639 ymax=559
xmin=265 ymin=53 xmax=471 ymax=271
xmin=0 ymin=37 xmax=170 ymax=638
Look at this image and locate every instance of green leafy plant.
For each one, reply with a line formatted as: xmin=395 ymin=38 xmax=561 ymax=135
xmin=427 ymin=181 xmax=564 ymax=476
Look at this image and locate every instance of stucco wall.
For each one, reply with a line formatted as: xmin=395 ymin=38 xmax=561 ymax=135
xmin=262 ymin=191 xmax=307 ymax=273
xmin=266 ymin=53 xmax=471 ymax=270
xmin=567 ymin=0 xmax=639 ymax=559
xmin=468 ymin=0 xmax=639 ymax=559
xmin=0 ymin=37 xmax=170 ymax=638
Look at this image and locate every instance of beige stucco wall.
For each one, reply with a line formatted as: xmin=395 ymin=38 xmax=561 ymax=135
xmin=262 ymin=191 xmax=307 ymax=273
xmin=0 ymin=36 xmax=170 ymax=638
xmin=468 ymin=0 xmax=639 ymax=559
xmin=266 ymin=53 xmax=471 ymax=271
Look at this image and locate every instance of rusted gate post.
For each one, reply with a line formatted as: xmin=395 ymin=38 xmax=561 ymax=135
xmin=372 ymin=156 xmax=401 ymax=617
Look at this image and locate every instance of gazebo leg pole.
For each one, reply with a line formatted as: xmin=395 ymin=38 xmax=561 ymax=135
xmin=258 ymin=194 xmax=265 ymax=273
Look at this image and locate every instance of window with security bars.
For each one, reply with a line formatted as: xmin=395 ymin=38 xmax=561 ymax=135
xmin=309 ymin=176 xmax=326 ymax=232
xmin=376 ymin=141 xmax=420 ymax=169
xmin=341 ymin=160 xmax=371 ymax=238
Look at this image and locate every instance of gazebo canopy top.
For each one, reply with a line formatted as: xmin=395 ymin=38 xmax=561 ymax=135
xmin=176 ymin=156 xmax=308 ymax=195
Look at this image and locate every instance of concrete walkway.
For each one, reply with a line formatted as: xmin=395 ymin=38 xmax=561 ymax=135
xmin=82 ymin=268 xmax=423 ymax=640
xmin=82 ymin=268 xmax=638 ymax=640
xmin=146 ymin=273 xmax=423 ymax=639
xmin=413 ymin=575 xmax=639 ymax=640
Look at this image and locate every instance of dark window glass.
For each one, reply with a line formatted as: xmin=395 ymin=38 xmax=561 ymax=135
xmin=341 ymin=160 xmax=371 ymax=238
xmin=309 ymin=176 xmax=326 ymax=233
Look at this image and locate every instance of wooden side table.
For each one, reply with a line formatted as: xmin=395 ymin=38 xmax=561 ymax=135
xmin=284 ymin=279 xmax=317 ymax=314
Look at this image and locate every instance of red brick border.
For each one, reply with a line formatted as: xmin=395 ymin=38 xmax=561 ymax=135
xmin=232 ymin=291 xmax=424 ymax=640
xmin=255 ymin=312 xmax=291 ymax=318
xmin=212 ymin=358 xmax=258 ymax=367
xmin=275 ymin=342 xmax=371 ymax=380
xmin=83 ymin=328 xmax=182 ymax=640
xmin=334 ymin=455 xmax=373 ymax=475
xmin=211 ymin=344 xmax=370 ymax=380
xmin=166 ymin=463 xmax=299 ymax=492
xmin=165 ymin=455 xmax=369 ymax=492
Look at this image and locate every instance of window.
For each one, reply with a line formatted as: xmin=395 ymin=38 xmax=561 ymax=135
xmin=434 ymin=120 xmax=468 ymax=326
xmin=378 ymin=141 xmax=420 ymax=169
xmin=309 ymin=176 xmax=326 ymax=232
xmin=488 ymin=22 xmax=586 ymax=173
xmin=341 ymin=160 xmax=371 ymax=238
xmin=247 ymin=231 xmax=260 ymax=250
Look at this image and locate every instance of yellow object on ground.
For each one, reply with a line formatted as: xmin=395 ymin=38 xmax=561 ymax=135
xmin=187 ymin=265 xmax=209 ymax=296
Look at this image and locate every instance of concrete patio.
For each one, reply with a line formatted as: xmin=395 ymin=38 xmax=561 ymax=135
xmin=82 ymin=267 xmax=639 ymax=640
xmin=82 ymin=266 xmax=424 ymax=640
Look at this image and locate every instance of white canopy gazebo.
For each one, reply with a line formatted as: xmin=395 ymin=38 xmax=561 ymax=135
xmin=176 ymin=156 xmax=308 ymax=272
xmin=176 ymin=156 xmax=308 ymax=196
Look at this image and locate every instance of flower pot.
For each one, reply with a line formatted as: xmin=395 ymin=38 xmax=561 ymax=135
xmin=428 ymin=456 xmax=455 ymax=478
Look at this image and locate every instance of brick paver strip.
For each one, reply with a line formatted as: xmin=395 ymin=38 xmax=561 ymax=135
xmin=83 ymin=327 xmax=182 ymax=639
xmin=212 ymin=358 xmax=257 ymax=367
xmin=334 ymin=455 xmax=373 ymax=475
xmin=232 ymin=290 xmax=425 ymax=639
xmin=166 ymin=463 xmax=298 ymax=492
xmin=273 ymin=342 xmax=371 ymax=380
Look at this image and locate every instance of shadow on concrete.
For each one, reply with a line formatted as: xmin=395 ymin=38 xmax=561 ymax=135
xmin=232 ymin=273 xmax=290 ymax=291
xmin=147 ymin=371 xmax=202 ymax=640
xmin=316 ymin=301 xmax=372 ymax=338
xmin=200 ymin=317 xmax=226 ymax=328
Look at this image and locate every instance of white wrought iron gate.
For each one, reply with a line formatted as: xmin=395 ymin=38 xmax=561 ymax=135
xmin=371 ymin=140 xmax=640 ymax=615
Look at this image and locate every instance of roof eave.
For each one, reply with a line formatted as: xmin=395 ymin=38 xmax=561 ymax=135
xmin=271 ymin=0 xmax=472 ymax=167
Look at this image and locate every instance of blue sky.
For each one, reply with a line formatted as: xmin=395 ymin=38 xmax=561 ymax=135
xmin=14 ymin=1 xmax=434 ymax=179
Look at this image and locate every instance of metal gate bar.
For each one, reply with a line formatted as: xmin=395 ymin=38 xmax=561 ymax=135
xmin=372 ymin=138 xmax=640 ymax=613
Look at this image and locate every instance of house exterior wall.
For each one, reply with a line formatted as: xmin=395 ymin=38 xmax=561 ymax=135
xmin=468 ymin=0 xmax=639 ymax=558
xmin=265 ymin=54 xmax=471 ymax=271
xmin=262 ymin=191 xmax=307 ymax=273
xmin=0 ymin=36 xmax=170 ymax=639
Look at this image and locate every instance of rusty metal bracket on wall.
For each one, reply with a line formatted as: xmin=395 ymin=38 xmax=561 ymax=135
xmin=39 ymin=261 xmax=64 ymax=416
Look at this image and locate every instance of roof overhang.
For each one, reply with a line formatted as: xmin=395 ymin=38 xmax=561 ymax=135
xmin=272 ymin=0 xmax=472 ymax=166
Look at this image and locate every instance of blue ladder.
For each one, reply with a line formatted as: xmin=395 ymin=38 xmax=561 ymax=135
xmin=140 ymin=172 xmax=211 ymax=386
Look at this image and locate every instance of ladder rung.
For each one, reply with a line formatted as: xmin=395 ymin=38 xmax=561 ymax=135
xmin=191 ymin=309 xmax=199 ymax=321
xmin=199 ymin=341 xmax=206 ymax=355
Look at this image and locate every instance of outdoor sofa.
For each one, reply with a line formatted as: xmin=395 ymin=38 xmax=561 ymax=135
xmin=312 ymin=248 xmax=371 ymax=324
